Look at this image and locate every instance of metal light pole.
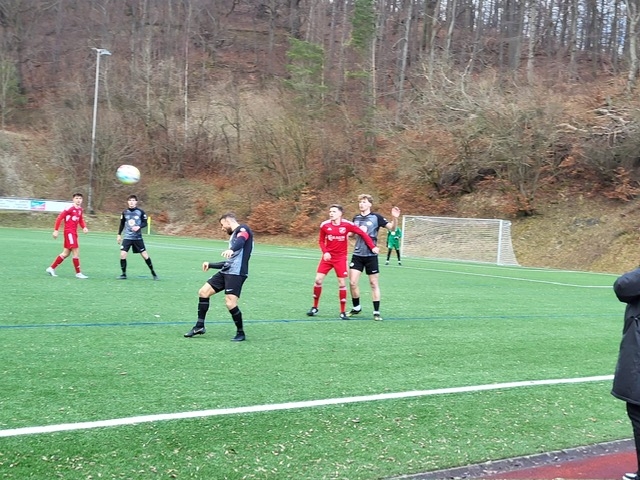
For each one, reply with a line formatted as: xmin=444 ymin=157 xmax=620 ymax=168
xmin=87 ymin=47 xmax=111 ymax=214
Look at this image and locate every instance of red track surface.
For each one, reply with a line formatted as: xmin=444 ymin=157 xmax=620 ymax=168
xmin=398 ymin=439 xmax=636 ymax=480
xmin=484 ymin=450 xmax=635 ymax=479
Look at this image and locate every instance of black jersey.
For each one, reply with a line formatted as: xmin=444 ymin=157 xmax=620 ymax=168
xmin=221 ymin=224 xmax=253 ymax=276
xmin=119 ymin=208 xmax=148 ymax=240
xmin=352 ymin=212 xmax=388 ymax=257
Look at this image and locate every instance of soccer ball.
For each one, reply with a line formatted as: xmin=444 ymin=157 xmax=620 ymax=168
xmin=116 ymin=165 xmax=140 ymax=185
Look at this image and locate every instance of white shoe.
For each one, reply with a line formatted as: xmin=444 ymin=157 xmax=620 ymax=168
xmin=46 ymin=267 xmax=57 ymax=277
xmin=75 ymin=273 xmax=88 ymax=279
xmin=623 ymin=474 xmax=638 ymax=480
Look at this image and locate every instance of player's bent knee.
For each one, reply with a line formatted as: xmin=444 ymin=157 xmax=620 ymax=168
xmin=198 ymin=284 xmax=214 ymax=297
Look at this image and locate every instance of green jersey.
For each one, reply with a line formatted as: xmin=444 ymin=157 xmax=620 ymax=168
xmin=387 ymin=228 xmax=401 ymax=249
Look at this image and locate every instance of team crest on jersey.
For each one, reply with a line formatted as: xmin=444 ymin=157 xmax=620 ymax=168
xmin=339 ymin=227 xmax=346 ymax=234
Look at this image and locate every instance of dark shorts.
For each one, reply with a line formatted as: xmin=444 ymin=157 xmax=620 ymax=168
xmin=121 ymin=239 xmax=146 ymax=254
xmin=207 ymin=271 xmax=247 ymax=297
xmin=350 ymin=254 xmax=379 ymax=275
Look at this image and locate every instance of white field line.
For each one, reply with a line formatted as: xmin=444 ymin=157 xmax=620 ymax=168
xmin=95 ymin=237 xmax=617 ymax=286
xmin=0 ymin=375 xmax=613 ymax=438
xmin=416 ymin=266 xmax=612 ymax=288
xmin=138 ymin=246 xmax=615 ymax=287
xmin=92 ymin=236 xmax=615 ymax=287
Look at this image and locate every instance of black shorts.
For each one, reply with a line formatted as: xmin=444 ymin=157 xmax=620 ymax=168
xmin=121 ymin=239 xmax=146 ymax=254
xmin=349 ymin=255 xmax=379 ymax=275
xmin=207 ymin=271 xmax=247 ymax=297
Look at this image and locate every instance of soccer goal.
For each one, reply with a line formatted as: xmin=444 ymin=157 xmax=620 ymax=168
xmin=401 ymin=215 xmax=519 ymax=266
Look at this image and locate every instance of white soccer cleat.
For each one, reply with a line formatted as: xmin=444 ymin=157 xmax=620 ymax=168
xmin=75 ymin=273 xmax=89 ymax=279
xmin=46 ymin=267 xmax=57 ymax=277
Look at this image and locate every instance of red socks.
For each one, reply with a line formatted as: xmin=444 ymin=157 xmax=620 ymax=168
xmin=339 ymin=286 xmax=347 ymax=313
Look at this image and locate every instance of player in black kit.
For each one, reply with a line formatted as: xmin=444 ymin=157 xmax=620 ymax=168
xmin=184 ymin=212 xmax=254 ymax=342
xmin=348 ymin=194 xmax=400 ymax=321
xmin=116 ymin=195 xmax=158 ymax=280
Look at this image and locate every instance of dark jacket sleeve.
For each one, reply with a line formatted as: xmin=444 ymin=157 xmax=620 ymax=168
xmin=612 ymin=314 xmax=640 ymax=404
xmin=612 ymin=268 xmax=640 ymax=404
xmin=614 ymin=268 xmax=640 ymax=304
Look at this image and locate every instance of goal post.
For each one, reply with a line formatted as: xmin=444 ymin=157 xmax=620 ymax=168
xmin=400 ymin=215 xmax=519 ymax=266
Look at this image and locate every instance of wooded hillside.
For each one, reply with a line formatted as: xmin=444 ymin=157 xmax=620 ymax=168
xmin=2 ymin=0 xmax=640 ymax=250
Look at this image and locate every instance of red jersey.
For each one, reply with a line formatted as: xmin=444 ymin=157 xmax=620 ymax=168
xmin=318 ymin=219 xmax=376 ymax=257
xmin=54 ymin=205 xmax=86 ymax=233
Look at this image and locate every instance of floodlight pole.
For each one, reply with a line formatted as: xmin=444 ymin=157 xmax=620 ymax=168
xmin=87 ymin=47 xmax=111 ymax=214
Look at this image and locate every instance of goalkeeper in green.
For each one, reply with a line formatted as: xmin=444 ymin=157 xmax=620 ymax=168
xmin=385 ymin=227 xmax=402 ymax=266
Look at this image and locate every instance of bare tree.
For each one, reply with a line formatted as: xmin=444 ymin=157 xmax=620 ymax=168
xmin=502 ymin=0 xmax=526 ymax=70
xmin=425 ymin=0 xmax=442 ymax=78
xmin=625 ymin=0 xmax=640 ymax=91
xmin=609 ymin=0 xmax=622 ymax=72
xmin=0 ymin=0 xmax=46 ymax=92
xmin=0 ymin=54 xmax=20 ymax=129
xmin=468 ymin=0 xmax=485 ymax=75
xmin=395 ymin=0 xmax=413 ymax=124
xmin=568 ymin=0 xmax=579 ymax=79
xmin=526 ymin=0 xmax=539 ymax=84
xmin=289 ymin=0 xmax=302 ymax=39
xmin=444 ymin=0 xmax=458 ymax=60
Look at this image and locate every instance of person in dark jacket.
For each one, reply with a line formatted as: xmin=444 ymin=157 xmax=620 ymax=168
xmin=612 ymin=267 xmax=640 ymax=480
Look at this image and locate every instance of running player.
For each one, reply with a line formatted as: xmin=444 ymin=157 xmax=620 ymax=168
xmin=307 ymin=204 xmax=379 ymax=320
xmin=116 ymin=195 xmax=158 ymax=280
xmin=46 ymin=192 xmax=89 ymax=279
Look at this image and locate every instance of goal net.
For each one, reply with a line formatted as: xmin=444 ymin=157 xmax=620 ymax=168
xmin=401 ymin=216 xmax=519 ymax=266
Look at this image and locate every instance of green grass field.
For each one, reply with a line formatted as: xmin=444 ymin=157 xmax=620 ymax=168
xmin=0 ymin=225 xmax=631 ymax=479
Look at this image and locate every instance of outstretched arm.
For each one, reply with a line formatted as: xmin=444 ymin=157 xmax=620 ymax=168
xmin=202 ymin=261 xmax=226 ymax=271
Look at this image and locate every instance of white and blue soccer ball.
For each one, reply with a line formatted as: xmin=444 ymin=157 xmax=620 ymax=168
xmin=116 ymin=165 xmax=141 ymax=185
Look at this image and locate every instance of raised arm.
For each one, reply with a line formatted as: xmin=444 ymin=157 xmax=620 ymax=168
xmin=385 ymin=206 xmax=401 ymax=230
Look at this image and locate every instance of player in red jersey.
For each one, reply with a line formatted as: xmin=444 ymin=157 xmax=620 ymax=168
xmin=46 ymin=193 xmax=89 ymax=279
xmin=307 ymin=204 xmax=379 ymax=320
